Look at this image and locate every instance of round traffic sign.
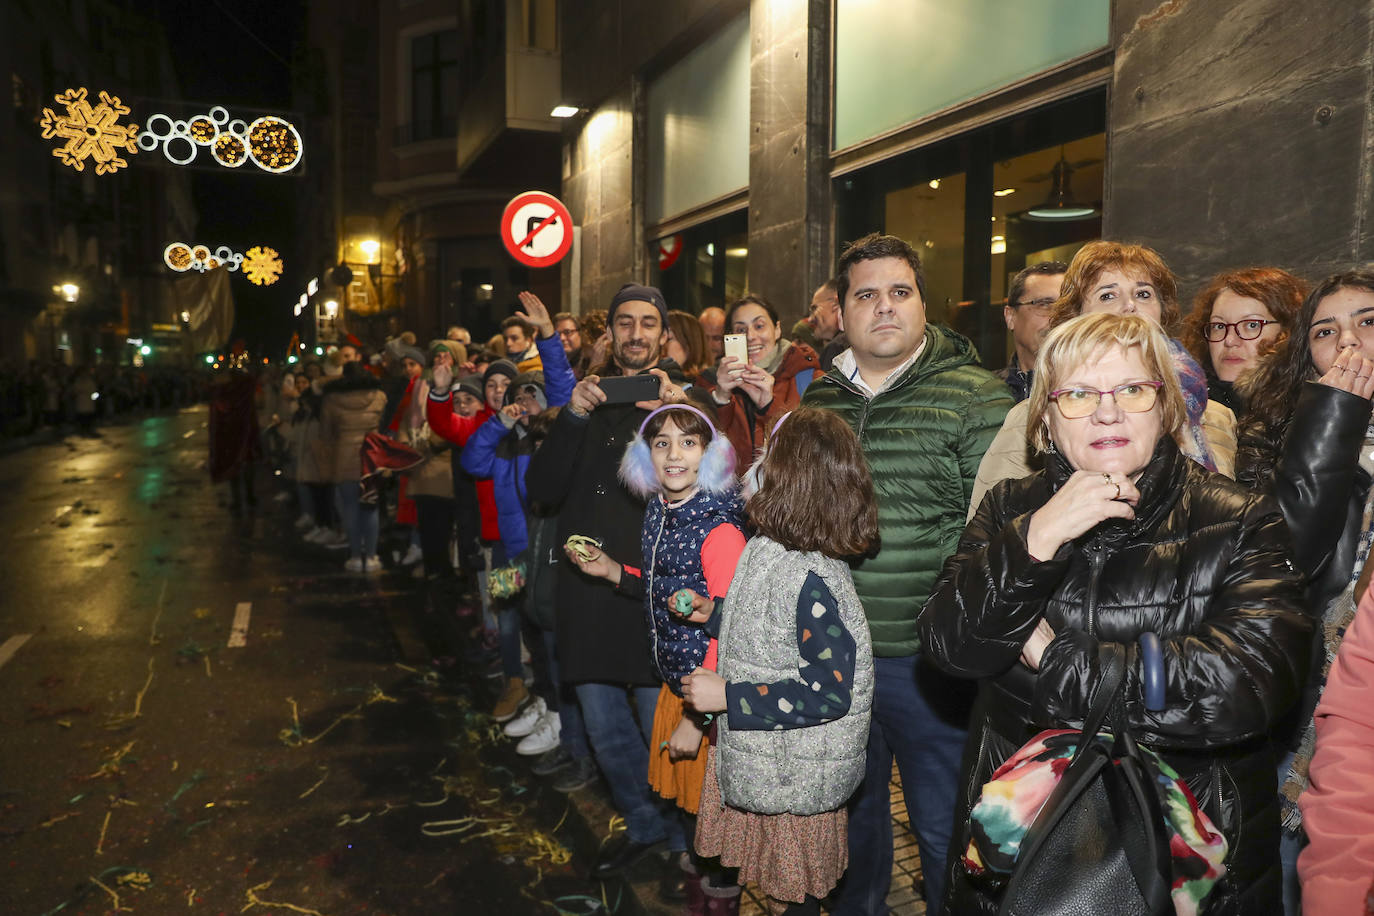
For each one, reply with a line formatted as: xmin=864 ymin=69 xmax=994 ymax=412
xmin=501 ymin=191 xmax=574 ymax=268
xmin=657 ymin=234 xmax=684 ymax=271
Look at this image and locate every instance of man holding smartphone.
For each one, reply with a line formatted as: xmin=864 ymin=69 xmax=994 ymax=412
xmin=526 ymin=284 xmax=694 ymax=899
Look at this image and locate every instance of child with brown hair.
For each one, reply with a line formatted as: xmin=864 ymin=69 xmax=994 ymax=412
xmin=680 ymin=406 xmax=879 ymax=915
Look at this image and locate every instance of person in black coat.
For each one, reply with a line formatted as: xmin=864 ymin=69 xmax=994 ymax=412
xmin=919 ymin=313 xmax=1311 ymax=915
xmin=525 ymin=284 xmax=696 ymax=895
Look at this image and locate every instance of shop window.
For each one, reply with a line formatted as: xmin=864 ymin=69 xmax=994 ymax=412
xmin=835 ymin=90 xmax=1104 ymax=369
xmin=650 ymin=209 xmax=748 ymax=316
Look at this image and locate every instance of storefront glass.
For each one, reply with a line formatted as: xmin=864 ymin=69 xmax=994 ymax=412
xmin=649 ymin=209 xmax=748 ymax=316
xmin=834 ymin=90 xmax=1105 ymax=369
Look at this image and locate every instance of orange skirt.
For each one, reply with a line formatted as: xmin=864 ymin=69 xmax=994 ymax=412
xmin=647 ymin=684 xmax=710 ymax=815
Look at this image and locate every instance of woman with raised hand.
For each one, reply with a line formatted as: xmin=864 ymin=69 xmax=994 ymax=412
xmin=921 ymin=312 xmax=1311 ymax=914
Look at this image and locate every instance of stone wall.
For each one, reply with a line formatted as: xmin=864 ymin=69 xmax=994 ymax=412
xmin=1106 ymin=0 xmax=1374 ymax=299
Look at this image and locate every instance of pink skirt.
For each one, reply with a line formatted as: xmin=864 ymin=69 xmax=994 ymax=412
xmin=694 ymin=746 xmax=848 ymax=907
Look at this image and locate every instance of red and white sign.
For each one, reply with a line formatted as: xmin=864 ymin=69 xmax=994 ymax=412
xmin=500 ymin=191 xmax=574 ymax=268
xmin=657 ymin=234 xmax=684 ymax=271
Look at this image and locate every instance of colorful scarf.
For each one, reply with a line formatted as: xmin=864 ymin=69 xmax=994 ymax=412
xmin=966 ymin=729 xmax=1228 ymax=916
xmin=1167 ymin=339 xmax=1217 ymax=472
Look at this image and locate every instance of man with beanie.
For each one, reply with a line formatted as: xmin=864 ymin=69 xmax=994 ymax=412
xmin=526 ymin=283 xmax=695 ymax=900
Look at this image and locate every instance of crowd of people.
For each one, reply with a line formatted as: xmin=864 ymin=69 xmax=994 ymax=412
xmin=222 ymin=232 xmax=1374 ymax=916
xmin=0 ymin=360 xmax=203 ymax=438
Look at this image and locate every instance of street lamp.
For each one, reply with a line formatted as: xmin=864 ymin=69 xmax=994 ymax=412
xmin=324 ymin=299 xmax=339 ymax=317
xmin=359 ymin=239 xmax=381 ymax=263
xmin=58 ymin=282 xmax=80 ymax=302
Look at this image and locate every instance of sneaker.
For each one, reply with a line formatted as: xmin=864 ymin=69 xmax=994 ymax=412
xmin=552 ymin=755 xmax=599 ymax=793
xmin=515 ymin=711 xmax=561 ymax=755
xmin=400 ymin=543 xmax=423 ymax=566
xmin=344 ymin=556 xmax=364 ymax=572
xmin=530 ymin=744 xmax=575 ymax=776
xmin=491 ymin=677 xmax=529 ymax=722
xmin=324 ymin=531 xmax=350 ymax=551
xmin=504 ymin=696 xmax=548 ymax=738
xmin=362 ymin=555 xmax=384 ymax=574
xmin=294 ymin=513 xmax=315 ymax=530
xmin=303 ymin=526 xmax=328 ymax=543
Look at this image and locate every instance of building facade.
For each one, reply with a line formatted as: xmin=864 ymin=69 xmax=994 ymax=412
xmin=555 ymin=0 xmax=1374 ymax=367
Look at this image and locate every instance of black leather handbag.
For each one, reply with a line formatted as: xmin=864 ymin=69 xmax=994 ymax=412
xmin=997 ymin=645 xmax=1173 ymax=916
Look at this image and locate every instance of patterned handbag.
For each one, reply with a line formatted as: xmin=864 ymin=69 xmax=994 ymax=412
xmin=964 ymin=646 xmax=1228 ymax=916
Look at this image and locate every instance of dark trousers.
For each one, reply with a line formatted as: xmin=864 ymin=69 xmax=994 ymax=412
xmin=307 ymin=483 xmax=335 ymax=527
xmin=413 ymin=495 xmax=455 ymax=576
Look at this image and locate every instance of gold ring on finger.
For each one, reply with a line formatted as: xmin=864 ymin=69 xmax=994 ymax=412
xmin=1114 ymin=483 xmax=1122 ymax=499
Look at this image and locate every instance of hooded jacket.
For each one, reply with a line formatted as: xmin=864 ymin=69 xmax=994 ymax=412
xmin=919 ymin=438 xmax=1312 ymax=913
xmin=801 ymin=324 xmax=1012 ymax=656
xmin=319 ymin=373 xmax=386 ymax=483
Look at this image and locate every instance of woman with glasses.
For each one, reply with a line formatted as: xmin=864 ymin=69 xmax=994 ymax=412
xmin=970 ymin=241 xmax=1239 ymax=516
xmin=920 ymin=312 xmax=1311 ymax=914
xmin=1180 ymin=268 xmax=1306 ymax=416
xmin=1233 ymin=270 xmax=1374 ymax=914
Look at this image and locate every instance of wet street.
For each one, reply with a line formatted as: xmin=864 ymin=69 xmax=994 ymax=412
xmin=0 ymin=406 xmax=655 ymax=916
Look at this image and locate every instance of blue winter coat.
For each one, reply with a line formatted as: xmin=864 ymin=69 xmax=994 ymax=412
xmin=460 ymin=334 xmax=575 ymax=556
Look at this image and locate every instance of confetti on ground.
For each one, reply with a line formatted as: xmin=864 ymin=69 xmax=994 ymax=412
xmin=241 ymin=879 xmax=329 ymax=916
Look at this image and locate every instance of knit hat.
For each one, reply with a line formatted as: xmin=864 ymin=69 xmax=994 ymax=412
xmin=608 ymin=283 xmax=668 ymax=328
xmin=506 ymin=370 xmax=548 ymax=412
xmin=429 ymin=339 xmax=467 ymax=365
xmin=455 ymin=374 xmax=483 ymax=401
xmin=483 ymin=359 xmax=519 ymax=386
xmin=398 ymin=345 xmax=426 ymax=367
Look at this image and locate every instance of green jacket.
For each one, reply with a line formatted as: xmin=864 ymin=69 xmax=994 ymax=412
xmin=803 ymin=325 xmax=1011 ymax=656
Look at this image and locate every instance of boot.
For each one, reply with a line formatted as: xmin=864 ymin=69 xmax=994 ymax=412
xmin=681 ymin=852 xmax=706 ymax=915
xmin=702 ymin=880 xmax=741 ymax=915
xmin=491 ymin=677 xmax=529 ymax=722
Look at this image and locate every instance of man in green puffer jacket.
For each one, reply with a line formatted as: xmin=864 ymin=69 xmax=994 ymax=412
xmin=803 ymin=232 xmax=1010 ymax=915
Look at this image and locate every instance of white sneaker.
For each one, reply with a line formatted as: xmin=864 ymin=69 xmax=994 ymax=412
xmin=303 ymin=526 xmax=328 ymax=543
xmin=294 ymin=513 xmax=315 ymax=530
xmin=515 ymin=711 xmax=561 ymax=756
xmin=504 ymin=696 xmax=547 ymax=738
xmin=401 ymin=543 xmax=423 ymax=566
xmin=324 ymin=531 xmax=350 ymax=550
xmin=362 ymin=555 xmax=383 ymax=574
xmin=344 ymin=556 xmax=364 ymax=572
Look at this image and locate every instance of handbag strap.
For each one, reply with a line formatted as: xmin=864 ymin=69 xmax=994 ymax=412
xmin=1071 ymin=644 xmax=1126 ymax=764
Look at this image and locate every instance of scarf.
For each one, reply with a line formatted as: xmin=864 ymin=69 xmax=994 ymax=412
xmin=1280 ymin=425 xmax=1374 ymax=831
xmin=1168 ymin=339 xmax=1217 ymax=472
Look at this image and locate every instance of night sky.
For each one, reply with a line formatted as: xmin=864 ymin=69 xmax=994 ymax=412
xmin=154 ymin=0 xmax=306 ymax=357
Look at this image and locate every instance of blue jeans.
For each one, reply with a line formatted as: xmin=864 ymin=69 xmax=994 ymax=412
xmin=574 ymin=681 xmax=684 ymax=849
xmin=334 ymin=481 xmax=378 ymax=559
xmin=832 ymin=654 xmax=970 ymax=916
xmin=544 ymin=629 xmax=589 ymax=759
xmin=1277 ymin=750 xmax=1304 ymax=915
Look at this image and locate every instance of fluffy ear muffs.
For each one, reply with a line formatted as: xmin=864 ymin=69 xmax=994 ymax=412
xmin=617 ymin=431 xmax=739 ymax=499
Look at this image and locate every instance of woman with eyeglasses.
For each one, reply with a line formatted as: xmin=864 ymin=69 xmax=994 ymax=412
xmin=970 ymin=241 xmax=1239 ymax=516
xmin=1232 ymin=270 xmax=1374 ymax=914
xmin=920 ymin=312 xmax=1311 ymax=915
xmin=1179 ymin=268 xmax=1306 ymax=416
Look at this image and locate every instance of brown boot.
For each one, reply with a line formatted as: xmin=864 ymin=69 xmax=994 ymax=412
xmin=491 ymin=677 xmax=528 ymax=722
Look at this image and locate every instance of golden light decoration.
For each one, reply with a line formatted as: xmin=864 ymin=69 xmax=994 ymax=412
xmin=246 ymin=117 xmax=302 ymax=173
xmin=211 ymin=133 xmax=248 ymax=168
xmin=242 ymin=246 xmax=283 ymax=286
xmin=187 ymin=115 xmax=217 ymax=145
xmin=39 ymin=88 xmax=140 ymax=175
xmin=191 ymin=245 xmax=211 ymax=263
xmin=165 ymin=243 xmax=245 ymax=274
xmin=164 ymin=243 xmax=193 ymax=271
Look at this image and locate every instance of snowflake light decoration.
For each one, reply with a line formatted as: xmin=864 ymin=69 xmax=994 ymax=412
xmin=242 ymin=246 xmax=283 ymax=286
xmin=40 ymin=88 xmax=140 ymax=175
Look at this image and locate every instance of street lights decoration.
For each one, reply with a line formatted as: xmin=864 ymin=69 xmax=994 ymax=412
xmin=39 ymin=88 xmax=139 ymax=175
xmin=164 ymin=242 xmax=247 ymax=273
xmin=241 ymin=247 xmax=284 ymax=285
xmin=137 ymin=106 xmax=303 ymax=173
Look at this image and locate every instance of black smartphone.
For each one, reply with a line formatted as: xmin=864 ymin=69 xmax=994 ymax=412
xmin=598 ymin=374 xmax=660 ymax=404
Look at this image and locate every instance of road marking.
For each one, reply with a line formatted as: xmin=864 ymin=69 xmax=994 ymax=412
xmin=0 ymin=634 xmax=33 ymax=669
xmin=227 ymin=602 xmax=252 ymax=648
xmin=55 ymin=505 xmax=75 ymax=520
xmin=182 ymin=430 xmax=196 ymax=439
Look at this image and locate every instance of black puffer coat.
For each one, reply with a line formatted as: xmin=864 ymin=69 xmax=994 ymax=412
xmin=919 ymin=438 xmax=1312 ymax=915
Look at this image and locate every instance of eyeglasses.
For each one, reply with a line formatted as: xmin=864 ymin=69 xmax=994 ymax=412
xmin=1012 ymin=297 xmax=1056 ymax=312
xmin=1203 ymin=319 xmax=1278 ymax=342
xmin=1049 ymin=380 xmax=1163 ymax=419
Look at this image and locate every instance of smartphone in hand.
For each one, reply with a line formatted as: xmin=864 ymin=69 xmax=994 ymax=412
xmin=723 ymin=333 xmax=748 ymax=365
xmin=598 ymin=374 xmax=660 ymax=404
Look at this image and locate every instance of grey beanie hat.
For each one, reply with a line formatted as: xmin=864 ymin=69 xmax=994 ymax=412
xmin=455 ymin=374 xmax=483 ymax=401
xmin=398 ymin=345 xmax=426 ymax=366
xmin=607 ymin=283 xmax=668 ymax=327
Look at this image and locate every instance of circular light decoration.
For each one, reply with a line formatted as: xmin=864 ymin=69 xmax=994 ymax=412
xmin=211 ymin=133 xmax=248 ymax=168
xmin=191 ymin=245 xmax=211 ymax=263
xmin=242 ymin=246 xmax=283 ymax=286
xmin=164 ymin=242 xmax=193 ymax=272
xmin=246 ymin=117 xmax=302 ymax=173
xmin=187 ymin=115 xmax=217 ymax=145
xmin=136 ymin=106 xmax=302 ymax=173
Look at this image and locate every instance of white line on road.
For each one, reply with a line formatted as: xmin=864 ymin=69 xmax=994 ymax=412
xmin=0 ymin=634 xmax=33 ymax=670
xmin=227 ymin=602 xmax=252 ymax=648
xmin=182 ymin=430 xmax=196 ymax=439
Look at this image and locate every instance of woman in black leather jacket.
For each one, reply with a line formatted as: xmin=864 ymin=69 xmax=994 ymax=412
xmin=920 ymin=313 xmax=1311 ymax=915
xmin=1233 ymin=269 xmax=1374 ymax=912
